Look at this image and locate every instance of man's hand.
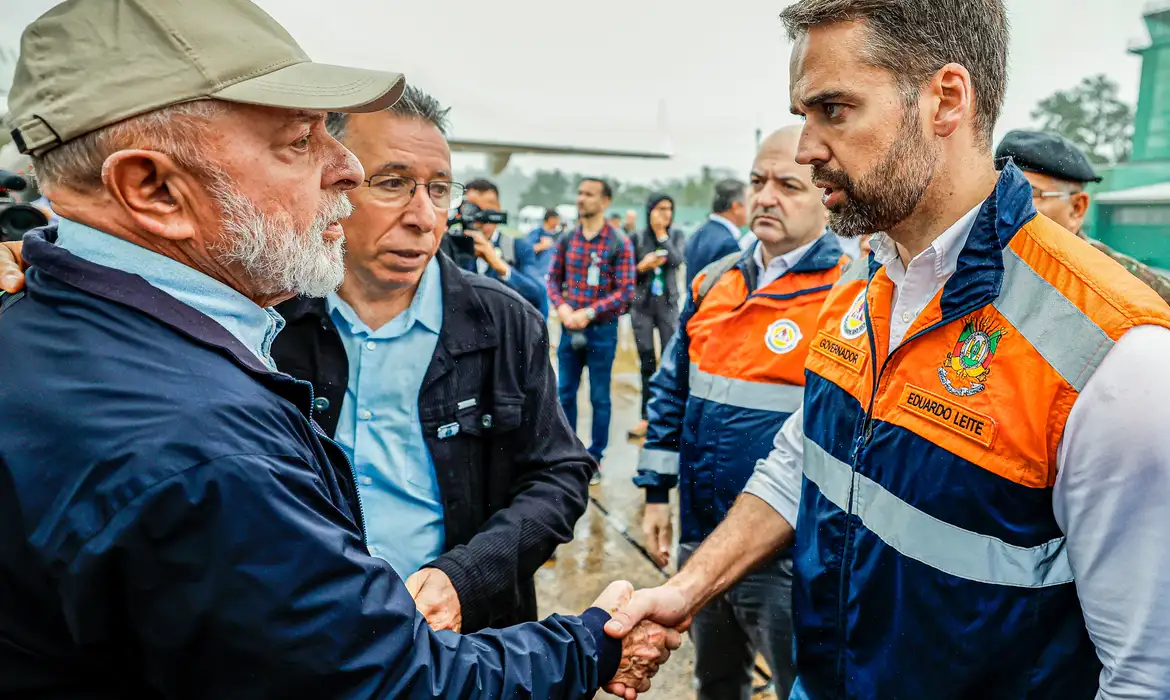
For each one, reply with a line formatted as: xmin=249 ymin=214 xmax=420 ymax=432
xmin=567 ymin=308 xmax=592 ymax=330
xmin=604 ymin=584 xmax=693 ymax=639
xmin=590 ymin=581 xmax=683 ymax=700
xmin=405 ymin=568 xmax=463 ymax=633
xmin=468 ymin=230 xmax=509 ymax=276
xmin=641 ymin=503 xmax=673 ymax=568
xmin=0 ymin=241 xmax=26 ymax=293
xmin=533 ymin=235 xmax=555 ymax=254
xmin=557 ymin=303 xmax=576 ymax=327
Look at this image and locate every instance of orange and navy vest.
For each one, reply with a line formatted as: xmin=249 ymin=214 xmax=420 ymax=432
xmin=636 ymin=234 xmax=847 ymax=542
xmin=791 ymin=164 xmax=1170 ymax=700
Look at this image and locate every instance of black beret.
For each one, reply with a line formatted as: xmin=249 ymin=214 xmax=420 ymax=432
xmin=995 ymin=130 xmax=1102 ymax=183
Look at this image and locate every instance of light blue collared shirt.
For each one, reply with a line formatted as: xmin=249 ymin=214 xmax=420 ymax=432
xmin=53 ymin=218 xmax=285 ymax=369
xmin=326 ymin=256 xmax=445 ymax=579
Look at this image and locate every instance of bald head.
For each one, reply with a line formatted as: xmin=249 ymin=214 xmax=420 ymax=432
xmin=756 ymin=125 xmax=803 ymax=165
xmin=747 ymin=124 xmax=828 ymax=255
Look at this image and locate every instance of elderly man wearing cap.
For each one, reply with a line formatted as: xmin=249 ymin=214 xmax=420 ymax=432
xmin=996 ymin=129 xmax=1170 ymax=304
xmin=0 ymin=1 xmax=680 ymax=698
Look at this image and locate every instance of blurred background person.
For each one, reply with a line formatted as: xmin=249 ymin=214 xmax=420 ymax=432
xmin=608 ymin=212 xmax=624 ymax=232
xmin=623 ymin=209 xmax=640 ymax=237
xmin=684 ymin=179 xmax=748 ymax=296
xmin=547 ymin=177 xmax=635 ymax=479
xmin=527 ymin=207 xmax=562 ymax=280
xmin=996 ymin=129 xmax=1170 ymax=303
xmin=627 ymin=193 xmax=684 ymax=439
xmin=461 ymin=178 xmax=548 ymax=316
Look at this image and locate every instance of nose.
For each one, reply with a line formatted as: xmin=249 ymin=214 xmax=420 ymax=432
xmin=796 ymin=124 xmax=829 ymax=167
xmin=325 ymin=142 xmax=365 ymax=192
xmin=401 ymin=183 xmax=438 ymax=232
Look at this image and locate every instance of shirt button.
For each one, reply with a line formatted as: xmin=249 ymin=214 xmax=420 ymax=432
xmin=360 ymin=476 xmax=373 ymax=486
xmin=359 ymin=409 xmax=373 ymax=421
xmin=901 ymin=311 xmax=912 ymax=323
xmin=312 ymin=397 xmax=330 ymax=412
xmin=365 ymin=341 xmax=376 ymax=351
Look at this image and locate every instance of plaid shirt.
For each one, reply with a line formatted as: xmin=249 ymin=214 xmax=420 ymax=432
xmin=547 ymin=224 xmax=636 ymax=324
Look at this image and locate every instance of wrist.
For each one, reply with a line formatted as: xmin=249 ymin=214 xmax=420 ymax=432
xmin=584 ymin=307 xmax=597 ymax=321
xmin=665 ymin=568 xmax=706 ymax=618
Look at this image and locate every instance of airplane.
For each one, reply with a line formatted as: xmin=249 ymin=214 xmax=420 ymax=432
xmin=449 ymin=138 xmax=671 ymax=175
xmin=449 ymin=99 xmax=674 ymax=174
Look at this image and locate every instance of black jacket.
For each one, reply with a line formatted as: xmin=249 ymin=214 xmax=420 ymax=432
xmin=272 ymin=254 xmax=593 ymax=632
xmin=632 ymin=227 xmax=685 ymax=310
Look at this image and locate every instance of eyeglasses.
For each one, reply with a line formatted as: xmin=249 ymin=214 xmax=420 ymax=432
xmin=1032 ymin=188 xmax=1073 ymax=201
xmin=362 ymin=174 xmax=465 ymax=209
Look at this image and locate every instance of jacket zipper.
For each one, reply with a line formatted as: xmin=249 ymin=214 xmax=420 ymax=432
xmin=833 ymin=284 xmax=984 ymax=693
xmin=302 ymin=381 xmax=367 ymax=543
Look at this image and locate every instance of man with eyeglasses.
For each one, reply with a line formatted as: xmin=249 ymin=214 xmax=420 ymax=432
xmin=997 ymin=130 xmax=1170 ymax=304
xmin=268 ymin=85 xmax=594 ymax=636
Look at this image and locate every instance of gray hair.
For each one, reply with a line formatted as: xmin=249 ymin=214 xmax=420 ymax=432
xmin=780 ymin=0 xmax=1009 ymax=147
xmin=712 ymin=178 xmax=746 ymax=213
xmin=325 ymin=85 xmax=451 ymax=141
xmin=31 ymin=100 xmax=227 ymax=192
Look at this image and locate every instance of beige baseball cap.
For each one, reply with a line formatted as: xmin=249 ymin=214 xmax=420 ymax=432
xmin=8 ymin=0 xmax=406 ymax=156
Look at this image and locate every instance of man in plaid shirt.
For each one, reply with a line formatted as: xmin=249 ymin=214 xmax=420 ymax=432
xmin=547 ymin=178 xmax=636 ymax=475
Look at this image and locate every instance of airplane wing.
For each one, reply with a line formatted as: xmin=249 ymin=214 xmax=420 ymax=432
xmin=448 ymin=138 xmax=672 ymax=174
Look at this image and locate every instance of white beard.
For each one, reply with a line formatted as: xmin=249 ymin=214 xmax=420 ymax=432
xmin=210 ymin=178 xmax=351 ymax=299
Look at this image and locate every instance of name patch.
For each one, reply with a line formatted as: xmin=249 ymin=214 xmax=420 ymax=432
xmin=810 ymin=330 xmax=867 ymax=374
xmin=898 ymin=383 xmax=997 ymax=447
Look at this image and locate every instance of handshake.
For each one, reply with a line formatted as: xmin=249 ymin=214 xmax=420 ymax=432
xmin=590 ymin=580 xmax=695 ymax=699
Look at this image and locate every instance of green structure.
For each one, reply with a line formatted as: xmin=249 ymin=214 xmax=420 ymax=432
xmin=1090 ymin=1 xmax=1170 ymax=268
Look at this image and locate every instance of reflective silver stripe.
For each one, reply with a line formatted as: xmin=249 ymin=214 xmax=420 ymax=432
xmin=639 ymin=448 xmax=680 ymax=476
xmin=838 ymin=256 xmax=870 ymax=284
xmin=689 ymin=364 xmax=804 ymax=414
xmin=803 ymin=437 xmax=1074 ymax=588
xmin=994 ymin=247 xmax=1115 ymax=392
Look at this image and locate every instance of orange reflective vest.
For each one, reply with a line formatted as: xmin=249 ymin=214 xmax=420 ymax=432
xmin=637 ymin=234 xmax=848 ymax=541
xmin=792 ymin=165 xmax=1170 ymax=700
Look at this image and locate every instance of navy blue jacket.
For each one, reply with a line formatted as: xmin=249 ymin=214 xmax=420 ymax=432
xmin=683 ymin=218 xmax=741 ymax=298
xmin=0 ymin=229 xmax=618 ymax=698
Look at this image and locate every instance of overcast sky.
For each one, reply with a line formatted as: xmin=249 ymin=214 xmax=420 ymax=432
xmin=2 ymin=0 xmax=1157 ymax=182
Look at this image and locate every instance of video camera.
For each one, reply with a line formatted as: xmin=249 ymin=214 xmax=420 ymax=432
xmin=0 ymin=169 xmax=49 ymax=242
xmin=441 ymin=200 xmax=509 ymax=269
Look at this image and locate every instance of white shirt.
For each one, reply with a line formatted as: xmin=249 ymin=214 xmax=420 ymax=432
xmin=745 ymin=204 xmax=1170 ymax=699
xmin=753 ymin=239 xmax=816 ymax=289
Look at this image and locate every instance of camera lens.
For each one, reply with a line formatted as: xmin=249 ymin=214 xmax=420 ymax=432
xmin=0 ymin=204 xmax=50 ymax=242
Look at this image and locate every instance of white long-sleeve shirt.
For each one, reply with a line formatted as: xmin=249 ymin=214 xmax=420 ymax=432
xmin=744 ymin=211 xmax=1170 ymax=699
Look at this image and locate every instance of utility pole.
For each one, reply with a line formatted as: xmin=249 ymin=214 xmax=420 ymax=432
xmin=755 ymin=127 xmax=762 ymax=149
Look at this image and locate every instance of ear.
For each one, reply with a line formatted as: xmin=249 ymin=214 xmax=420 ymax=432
xmin=929 ymin=63 xmax=974 ymax=140
xmin=101 ymin=150 xmax=202 ymax=242
xmin=1070 ymin=192 xmax=1090 ymax=226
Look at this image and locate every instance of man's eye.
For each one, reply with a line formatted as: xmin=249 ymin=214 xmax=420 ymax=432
xmin=292 ymin=134 xmax=311 ymax=149
xmin=750 ymin=179 xmax=765 ymax=191
xmin=430 ymin=183 xmax=451 ymax=197
xmin=377 ymin=177 xmax=410 ymax=190
xmin=824 ymin=104 xmax=845 ymax=120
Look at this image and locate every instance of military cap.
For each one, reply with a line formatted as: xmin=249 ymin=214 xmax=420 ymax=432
xmin=995 ymin=130 xmax=1102 ymax=184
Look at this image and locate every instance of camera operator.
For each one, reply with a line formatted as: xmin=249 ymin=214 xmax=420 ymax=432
xmin=453 ymin=179 xmax=548 ymax=318
xmin=0 ymin=168 xmax=49 ymax=243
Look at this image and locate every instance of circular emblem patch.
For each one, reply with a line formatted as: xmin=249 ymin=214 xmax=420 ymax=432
xmin=839 ymin=290 xmax=868 ymax=340
xmin=765 ymin=319 xmax=803 ymax=354
xmin=938 ymin=317 xmax=1008 ymax=397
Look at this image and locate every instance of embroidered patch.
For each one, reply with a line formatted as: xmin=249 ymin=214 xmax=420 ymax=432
xmin=765 ymin=319 xmax=803 ymax=354
xmin=938 ymin=317 xmax=1007 ymax=397
xmin=839 ymin=289 xmax=868 ymax=340
xmin=437 ymin=422 xmax=460 ymax=439
xmin=899 ymin=384 xmax=997 ymax=447
xmin=811 ymin=330 xmax=868 ymax=374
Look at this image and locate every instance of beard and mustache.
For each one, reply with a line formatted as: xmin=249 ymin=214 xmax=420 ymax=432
xmin=813 ymin=106 xmax=940 ymax=239
xmin=204 ymin=168 xmax=352 ymax=299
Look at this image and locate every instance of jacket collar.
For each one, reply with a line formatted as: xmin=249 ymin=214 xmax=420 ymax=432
xmin=863 ymin=162 xmax=1037 ymax=319
xmin=23 ymin=227 xmax=273 ymax=377
xmin=737 ymin=230 xmax=845 ymax=287
xmin=280 ymin=252 xmax=498 ymax=358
